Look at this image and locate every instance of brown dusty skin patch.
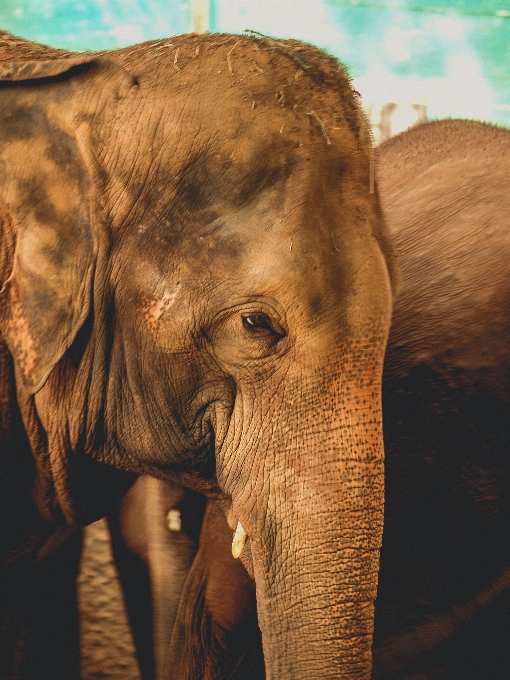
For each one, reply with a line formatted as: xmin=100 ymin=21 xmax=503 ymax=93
xmin=0 ymin=283 xmax=38 ymax=381
xmin=142 ymin=288 xmax=180 ymax=334
xmin=78 ymin=519 xmax=141 ymax=680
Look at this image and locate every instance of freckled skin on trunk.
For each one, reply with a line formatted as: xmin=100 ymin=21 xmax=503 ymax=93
xmin=0 ymin=31 xmax=396 ymax=679
xmin=220 ymin=348 xmax=388 ymax=680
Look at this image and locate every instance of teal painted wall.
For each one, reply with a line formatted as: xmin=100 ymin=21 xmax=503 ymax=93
xmin=213 ymin=0 xmax=510 ymax=126
xmin=0 ymin=1 xmax=192 ymax=50
xmin=1 ymin=0 xmax=508 ymax=126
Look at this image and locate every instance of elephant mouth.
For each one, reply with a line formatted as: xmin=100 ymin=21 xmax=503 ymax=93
xmin=159 ymin=468 xmax=225 ymax=499
xmin=143 ymin=403 xmax=226 ymax=499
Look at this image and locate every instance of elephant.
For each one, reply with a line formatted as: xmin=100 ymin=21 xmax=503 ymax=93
xmin=373 ymin=118 xmax=510 ymax=679
xmin=111 ymin=118 xmax=510 ymax=680
xmin=0 ymin=30 xmax=396 ymax=680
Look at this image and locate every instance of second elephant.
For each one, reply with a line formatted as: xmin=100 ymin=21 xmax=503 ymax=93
xmin=375 ymin=118 xmax=510 ymax=680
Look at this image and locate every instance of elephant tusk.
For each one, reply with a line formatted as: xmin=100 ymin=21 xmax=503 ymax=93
xmin=232 ymin=521 xmax=247 ymax=559
xmin=166 ymin=508 xmax=182 ymax=532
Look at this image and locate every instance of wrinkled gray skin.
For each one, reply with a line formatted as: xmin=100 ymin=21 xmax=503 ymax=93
xmin=114 ymin=119 xmax=510 ymax=680
xmin=0 ymin=32 xmax=395 ymax=680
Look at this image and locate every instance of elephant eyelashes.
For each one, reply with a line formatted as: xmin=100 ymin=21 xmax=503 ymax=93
xmin=242 ymin=314 xmax=284 ymax=340
xmin=210 ymin=308 xmax=287 ymax=367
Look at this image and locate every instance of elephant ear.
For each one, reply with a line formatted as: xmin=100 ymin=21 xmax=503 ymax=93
xmin=0 ymin=56 xmax=135 ymax=393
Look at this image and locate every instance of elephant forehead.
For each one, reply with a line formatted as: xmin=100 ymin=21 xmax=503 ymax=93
xmin=107 ymin=123 xmax=302 ymax=249
xmin=102 ymin=33 xmax=378 ymax=257
xmin=118 ymin=146 xmax=382 ymax=327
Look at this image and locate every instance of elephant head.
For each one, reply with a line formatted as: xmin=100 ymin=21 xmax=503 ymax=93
xmin=0 ymin=34 xmax=396 ymax=678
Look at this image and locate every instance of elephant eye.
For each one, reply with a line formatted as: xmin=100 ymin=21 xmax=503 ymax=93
xmin=211 ymin=306 xmax=288 ymax=366
xmin=242 ymin=313 xmax=283 ymax=338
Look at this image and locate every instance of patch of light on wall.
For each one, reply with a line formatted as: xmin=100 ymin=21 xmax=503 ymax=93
xmin=108 ymin=24 xmax=144 ymax=46
xmin=354 ymin=10 xmax=496 ymax=131
xmin=355 ymin=52 xmax=494 ymax=121
xmin=216 ymin=0 xmax=347 ymax=53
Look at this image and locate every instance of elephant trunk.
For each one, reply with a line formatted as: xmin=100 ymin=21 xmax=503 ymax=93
xmin=239 ymin=362 xmax=385 ymax=678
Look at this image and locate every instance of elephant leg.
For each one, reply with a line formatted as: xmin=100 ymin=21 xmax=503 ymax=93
xmin=0 ymin=527 xmax=83 ymax=680
xmin=165 ymin=500 xmax=264 ymax=680
xmin=108 ymin=477 xmax=206 ymax=680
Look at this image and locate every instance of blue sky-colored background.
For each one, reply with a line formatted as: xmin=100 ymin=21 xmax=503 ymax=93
xmin=1 ymin=0 xmax=509 ymax=126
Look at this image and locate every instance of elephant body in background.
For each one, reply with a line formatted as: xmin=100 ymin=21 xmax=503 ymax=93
xmin=374 ymin=119 xmax=510 ymax=679
xmin=0 ymin=31 xmax=394 ymax=680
